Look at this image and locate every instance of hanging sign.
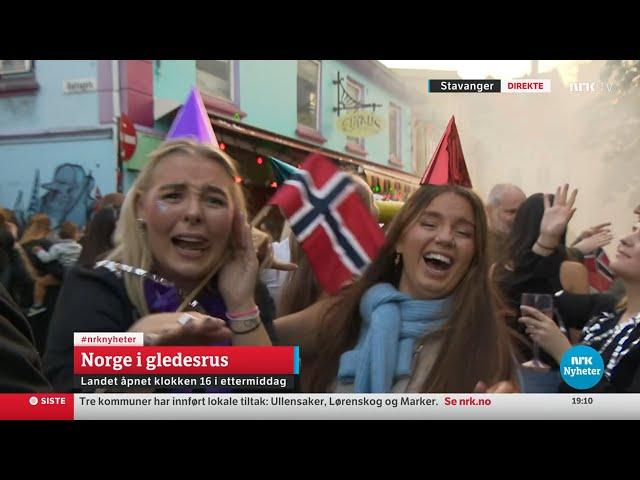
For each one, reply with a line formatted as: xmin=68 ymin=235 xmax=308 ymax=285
xmin=336 ymin=111 xmax=384 ymax=138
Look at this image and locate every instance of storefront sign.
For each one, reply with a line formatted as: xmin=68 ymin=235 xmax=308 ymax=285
xmin=63 ymin=78 xmax=97 ymax=94
xmin=336 ymin=111 xmax=384 ymax=137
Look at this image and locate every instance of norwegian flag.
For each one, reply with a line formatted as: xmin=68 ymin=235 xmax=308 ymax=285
xmin=584 ymin=248 xmax=615 ymax=292
xmin=269 ymin=154 xmax=386 ymax=294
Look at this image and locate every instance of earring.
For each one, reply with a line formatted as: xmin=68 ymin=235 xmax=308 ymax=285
xmin=394 ymin=252 xmax=402 ymax=265
xmin=136 ymin=218 xmax=146 ymax=230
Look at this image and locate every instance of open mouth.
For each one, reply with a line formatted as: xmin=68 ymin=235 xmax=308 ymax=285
xmin=171 ymin=235 xmax=210 ymax=256
xmin=423 ymin=252 xmax=454 ymax=272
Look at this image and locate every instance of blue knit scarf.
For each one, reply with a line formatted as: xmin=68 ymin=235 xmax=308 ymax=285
xmin=337 ymin=282 xmax=451 ymax=393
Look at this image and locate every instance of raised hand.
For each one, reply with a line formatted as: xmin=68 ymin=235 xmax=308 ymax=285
xmin=574 ymin=222 xmax=612 ymax=244
xmin=573 ymin=230 xmax=614 ymax=255
xmin=538 ymin=184 xmax=578 ymax=247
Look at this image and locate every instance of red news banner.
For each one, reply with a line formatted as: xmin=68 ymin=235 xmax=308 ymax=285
xmin=74 ymin=346 xmax=296 ymax=373
xmin=0 ymin=346 xmax=297 ymax=420
xmin=73 ymin=345 xmax=299 ymax=391
xmin=0 ymin=394 xmax=74 ymax=421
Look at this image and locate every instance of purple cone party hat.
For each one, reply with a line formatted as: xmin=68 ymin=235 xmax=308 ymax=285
xmin=166 ymin=87 xmax=219 ymax=147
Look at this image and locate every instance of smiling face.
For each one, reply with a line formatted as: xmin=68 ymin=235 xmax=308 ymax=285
xmin=611 ymin=228 xmax=640 ymax=284
xmin=136 ymin=152 xmax=235 ymax=290
xmin=396 ymin=192 xmax=476 ymax=300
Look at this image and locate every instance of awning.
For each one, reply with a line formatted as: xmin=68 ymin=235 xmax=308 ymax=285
xmin=155 ymin=104 xmax=421 ymax=187
xmin=210 ymin=117 xmax=421 ymax=184
xmin=153 ymin=98 xmax=181 ymax=121
xmin=362 ymin=163 xmax=420 ymax=186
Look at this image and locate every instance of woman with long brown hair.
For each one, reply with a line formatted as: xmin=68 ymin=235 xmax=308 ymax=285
xmin=276 ymin=184 xmax=518 ymax=393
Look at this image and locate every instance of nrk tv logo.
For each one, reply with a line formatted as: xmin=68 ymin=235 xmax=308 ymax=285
xmin=560 ymin=345 xmax=604 ymax=390
xmin=568 ymin=81 xmax=618 ymax=94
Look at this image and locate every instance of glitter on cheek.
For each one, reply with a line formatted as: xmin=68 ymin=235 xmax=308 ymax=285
xmin=155 ymin=200 xmax=170 ymax=212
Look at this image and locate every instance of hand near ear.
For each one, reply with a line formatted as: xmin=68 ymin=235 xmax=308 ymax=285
xmin=218 ymin=211 xmax=260 ymax=313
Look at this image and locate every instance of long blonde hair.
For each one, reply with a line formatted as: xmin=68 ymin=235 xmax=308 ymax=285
xmin=108 ymin=139 xmax=247 ymax=316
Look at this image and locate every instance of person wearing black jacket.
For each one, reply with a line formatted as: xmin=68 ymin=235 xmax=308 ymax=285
xmin=520 ymin=216 xmax=640 ymax=393
xmin=0 ymin=282 xmax=52 ymax=392
xmin=43 ymin=140 xmax=283 ymax=392
xmin=44 ymin=265 xmax=277 ymax=392
xmin=494 ymin=186 xmax=588 ymax=369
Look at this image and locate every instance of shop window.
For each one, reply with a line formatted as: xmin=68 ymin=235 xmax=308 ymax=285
xmin=197 ymin=60 xmax=234 ymax=102
xmin=0 ymin=60 xmax=32 ymax=75
xmin=0 ymin=60 xmax=38 ymax=95
xmin=297 ymin=60 xmax=320 ymax=130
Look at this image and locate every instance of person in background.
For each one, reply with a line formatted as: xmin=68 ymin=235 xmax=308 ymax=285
xmin=77 ymin=206 xmax=119 ymax=267
xmin=0 ymin=210 xmax=33 ymax=310
xmin=33 ymin=221 xmax=82 ymax=273
xmin=98 ymin=192 xmax=125 ymax=213
xmin=0 ymin=282 xmax=52 ymax=392
xmin=18 ymin=214 xmax=64 ymax=355
xmin=486 ymin=184 xmax=526 ymax=266
xmin=520 ymin=218 xmax=640 ymax=392
xmin=26 ymin=220 xmax=83 ymax=317
xmin=493 ymin=186 xmax=589 ymax=360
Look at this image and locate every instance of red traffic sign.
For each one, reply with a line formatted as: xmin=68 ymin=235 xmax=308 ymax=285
xmin=119 ymin=114 xmax=137 ymax=161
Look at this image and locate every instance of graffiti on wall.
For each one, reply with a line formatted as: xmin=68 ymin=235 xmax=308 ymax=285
xmin=13 ymin=163 xmax=98 ymax=229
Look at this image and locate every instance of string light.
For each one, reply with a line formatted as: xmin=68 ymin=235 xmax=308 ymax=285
xmin=219 ymin=143 xmax=226 ymax=151
xmin=270 ymin=181 xmax=277 ymax=188
xmin=256 ymin=156 xmax=264 ymax=165
xmin=234 ymin=176 xmax=242 ymax=183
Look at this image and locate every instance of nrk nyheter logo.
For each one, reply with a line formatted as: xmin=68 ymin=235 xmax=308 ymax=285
xmin=560 ymin=345 xmax=604 ymax=390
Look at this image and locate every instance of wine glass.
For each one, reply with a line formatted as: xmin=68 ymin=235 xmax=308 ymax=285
xmin=521 ymin=293 xmax=553 ymax=370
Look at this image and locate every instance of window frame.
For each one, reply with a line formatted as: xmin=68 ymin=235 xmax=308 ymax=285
xmin=388 ymin=102 xmax=402 ymax=166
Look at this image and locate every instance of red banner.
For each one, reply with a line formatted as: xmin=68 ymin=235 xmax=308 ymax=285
xmin=74 ymin=346 xmax=297 ymax=375
xmin=0 ymin=394 xmax=74 ymax=420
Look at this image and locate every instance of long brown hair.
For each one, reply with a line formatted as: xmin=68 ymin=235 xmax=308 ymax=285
xmin=306 ymin=184 xmax=517 ymax=393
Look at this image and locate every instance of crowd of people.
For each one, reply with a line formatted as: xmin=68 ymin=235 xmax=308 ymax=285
xmin=1 ymin=137 xmax=639 ymax=394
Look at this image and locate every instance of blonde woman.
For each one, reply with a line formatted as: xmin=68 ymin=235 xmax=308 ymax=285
xmin=44 ymin=140 xmax=272 ymax=391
